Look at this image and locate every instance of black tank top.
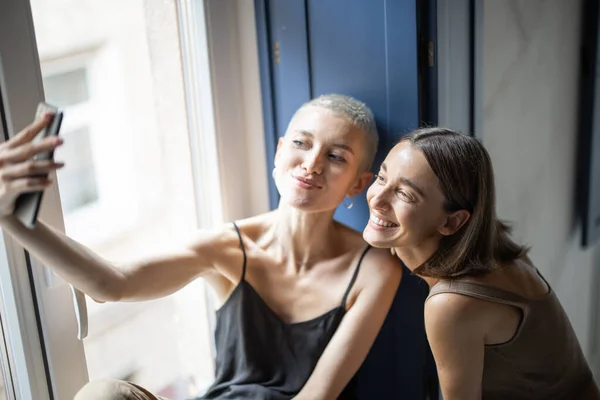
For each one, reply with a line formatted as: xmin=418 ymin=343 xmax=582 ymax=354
xmin=197 ymin=223 xmax=370 ymax=400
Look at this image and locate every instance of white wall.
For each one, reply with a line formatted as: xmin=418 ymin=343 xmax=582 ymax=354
xmin=482 ymin=0 xmax=600 ymax=378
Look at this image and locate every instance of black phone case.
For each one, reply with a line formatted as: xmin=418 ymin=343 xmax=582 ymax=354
xmin=13 ymin=102 xmax=63 ymax=228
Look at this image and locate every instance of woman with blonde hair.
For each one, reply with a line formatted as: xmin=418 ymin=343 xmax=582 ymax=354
xmin=0 ymin=94 xmax=402 ymax=399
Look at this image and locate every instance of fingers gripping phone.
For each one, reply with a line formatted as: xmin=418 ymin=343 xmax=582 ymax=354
xmin=9 ymin=103 xmax=88 ymax=339
xmin=13 ymin=102 xmax=63 ymax=228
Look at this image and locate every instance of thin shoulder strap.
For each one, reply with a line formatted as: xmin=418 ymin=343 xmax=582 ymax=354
xmin=232 ymin=222 xmax=247 ymax=281
xmin=341 ymin=245 xmax=372 ymax=308
xmin=427 ymin=280 xmax=529 ymax=310
xmin=534 ymin=267 xmax=552 ymax=292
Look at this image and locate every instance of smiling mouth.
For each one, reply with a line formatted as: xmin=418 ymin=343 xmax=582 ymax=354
xmin=370 ymin=214 xmax=399 ymax=228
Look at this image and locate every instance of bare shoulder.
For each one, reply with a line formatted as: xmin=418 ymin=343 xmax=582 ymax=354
xmin=362 ymin=248 xmax=403 ymax=279
xmin=350 ymin=248 xmax=402 ymax=306
xmin=185 ymin=223 xmax=239 ymax=257
xmin=425 ymin=290 xmax=486 ymax=334
xmin=183 ymin=214 xmax=273 ymax=291
xmin=185 ymin=214 xmax=267 ymax=269
xmin=334 ymin=222 xmax=402 ymax=281
xmin=186 ymin=213 xmax=273 ymax=252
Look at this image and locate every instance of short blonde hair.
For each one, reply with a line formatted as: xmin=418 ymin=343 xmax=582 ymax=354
xmin=296 ymin=94 xmax=379 ymax=172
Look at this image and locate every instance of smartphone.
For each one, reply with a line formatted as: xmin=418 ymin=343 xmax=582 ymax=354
xmin=13 ymin=102 xmax=63 ymax=228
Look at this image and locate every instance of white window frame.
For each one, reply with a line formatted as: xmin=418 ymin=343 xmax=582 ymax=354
xmin=0 ymin=0 xmax=88 ymax=397
xmin=0 ymin=0 xmax=269 ymax=398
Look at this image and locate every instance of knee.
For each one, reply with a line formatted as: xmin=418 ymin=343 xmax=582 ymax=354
xmin=74 ymin=379 xmax=133 ymax=400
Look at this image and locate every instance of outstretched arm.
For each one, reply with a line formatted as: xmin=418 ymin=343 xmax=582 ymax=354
xmin=0 ymin=215 xmax=223 ymax=302
xmin=0 ymin=115 xmax=229 ymax=302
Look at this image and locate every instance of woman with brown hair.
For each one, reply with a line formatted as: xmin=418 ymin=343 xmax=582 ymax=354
xmin=363 ymin=127 xmax=599 ymax=399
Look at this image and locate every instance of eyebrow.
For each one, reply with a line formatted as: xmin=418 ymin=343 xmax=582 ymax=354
xmin=380 ymin=162 xmax=426 ymax=197
xmin=296 ymin=130 xmax=355 ymax=154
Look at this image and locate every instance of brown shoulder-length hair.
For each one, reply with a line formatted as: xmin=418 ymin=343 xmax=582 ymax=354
xmin=400 ymin=127 xmax=529 ymax=278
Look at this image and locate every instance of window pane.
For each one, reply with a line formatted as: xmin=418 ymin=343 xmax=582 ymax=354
xmin=31 ymin=0 xmax=215 ymax=398
xmin=54 ymin=127 xmax=99 ymax=213
xmin=43 ymin=68 xmax=89 ymax=108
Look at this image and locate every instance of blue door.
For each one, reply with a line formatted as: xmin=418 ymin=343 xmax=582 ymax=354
xmin=255 ymin=0 xmax=438 ymax=398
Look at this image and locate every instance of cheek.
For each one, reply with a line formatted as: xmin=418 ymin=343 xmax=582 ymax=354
xmin=394 ymin=202 xmax=434 ymax=230
xmin=276 ymin=148 xmax=298 ymax=168
xmin=393 ymin=202 xmax=418 ymax=225
xmin=325 ymin=165 xmax=356 ymax=185
xmin=365 ymin=184 xmax=379 ymax=203
xmin=395 ymin=204 xmax=444 ymax=236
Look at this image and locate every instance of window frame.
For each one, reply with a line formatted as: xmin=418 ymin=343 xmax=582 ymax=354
xmin=0 ymin=0 xmax=88 ymax=397
xmin=0 ymin=0 xmax=269 ymax=398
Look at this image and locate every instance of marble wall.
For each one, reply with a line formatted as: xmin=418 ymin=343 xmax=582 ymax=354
xmin=482 ymin=0 xmax=600 ymax=378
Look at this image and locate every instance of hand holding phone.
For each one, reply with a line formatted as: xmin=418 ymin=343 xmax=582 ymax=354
xmin=12 ymin=102 xmax=64 ymax=228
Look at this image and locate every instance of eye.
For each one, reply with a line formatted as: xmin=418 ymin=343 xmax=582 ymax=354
xmin=374 ymin=173 xmax=385 ymax=183
xmin=396 ymin=189 xmax=414 ymax=202
xmin=328 ymin=153 xmax=346 ymax=162
xmin=292 ymin=140 xmax=307 ymax=148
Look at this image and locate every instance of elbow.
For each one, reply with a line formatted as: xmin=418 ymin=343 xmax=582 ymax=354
xmin=88 ymin=273 xmax=126 ymax=303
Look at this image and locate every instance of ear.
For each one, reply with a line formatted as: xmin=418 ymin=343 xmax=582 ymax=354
xmin=274 ymin=137 xmax=284 ymax=165
xmin=438 ymin=209 xmax=471 ymax=236
xmin=347 ymin=171 xmax=374 ymax=197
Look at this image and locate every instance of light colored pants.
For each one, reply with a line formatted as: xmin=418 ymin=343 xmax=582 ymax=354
xmin=74 ymin=379 xmax=170 ymax=400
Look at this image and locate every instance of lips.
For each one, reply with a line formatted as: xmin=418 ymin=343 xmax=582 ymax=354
xmin=369 ymin=214 xmax=399 ymax=228
xmin=292 ymin=175 xmax=322 ymax=189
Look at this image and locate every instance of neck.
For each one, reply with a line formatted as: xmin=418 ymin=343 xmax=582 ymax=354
xmin=393 ymin=240 xmax=441 ymax=288
xmin=270 ymin=203 xmax=338 ymax=273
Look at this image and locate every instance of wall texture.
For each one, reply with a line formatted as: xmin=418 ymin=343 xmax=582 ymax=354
xmin=482 ymin=0 xmax=600 ymax=379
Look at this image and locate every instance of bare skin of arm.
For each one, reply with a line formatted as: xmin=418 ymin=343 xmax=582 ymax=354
xmin=0 ymin=215 xmax=232 ymax=302
xmin=2 ymin=115 xmax=405 ymax=399
xmin=294 ymin=248 xmax=402 ymax=400
xmin=425 ymin=292 xmax=486 ymax=400
xmin=0 ymin=114 xmax=234 ymax=302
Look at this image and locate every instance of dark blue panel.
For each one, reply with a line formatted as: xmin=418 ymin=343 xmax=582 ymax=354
xmin=306 ymin=0 xmax=420 ymax=232
xmin=260 ymin=0 xmax=313 ymax=210
xmin=255 ymin=1 xmax=436 ymax=398
xmin=254 ymin=0 xmax=279 ymax=209
xmin=268 ymin=0 xmax=312 ymax=141
xmin=356 ymin=265 xmax=431 ymax=400
xmin=385 ymin=0 xmax=421 ymax=135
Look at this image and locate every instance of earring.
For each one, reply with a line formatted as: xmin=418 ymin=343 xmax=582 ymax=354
xmin=343 ymin=196 xmax=354 ymax=209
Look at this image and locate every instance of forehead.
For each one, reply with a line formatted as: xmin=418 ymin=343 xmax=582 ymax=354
xmin=384 ymin=141 xmax=439 ymax=187
xmin=287 ymin=107 xmax=363 ymax=144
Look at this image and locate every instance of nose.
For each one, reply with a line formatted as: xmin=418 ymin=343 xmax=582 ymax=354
xmin=368 ymin=185 xmax=391 ymax=212
xmin=301 ymin=150 xmax=324 ymax=175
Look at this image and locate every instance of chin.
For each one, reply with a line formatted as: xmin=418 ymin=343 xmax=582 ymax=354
xmin=280 ymin=188 xmax=342 ymax=212
xmin=280 ymin=195 xmax=334 ymax=213
xmin=362 ymin=228 xmax=396 ymax=248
